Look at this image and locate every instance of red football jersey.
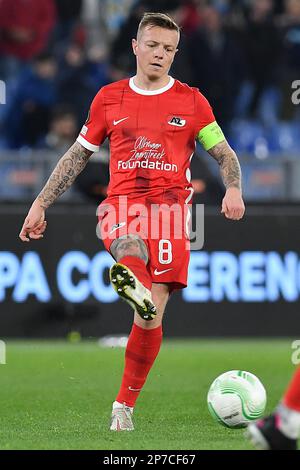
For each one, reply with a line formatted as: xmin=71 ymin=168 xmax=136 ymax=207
xmin=77 ymin=77 xmax=216 ymax=204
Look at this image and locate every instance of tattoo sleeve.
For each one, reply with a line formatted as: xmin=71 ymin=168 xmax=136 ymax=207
xmin=207 ymin=140 xmax=242 ymax=191
xmin=36 ymin=142 xmax=93 ymax=209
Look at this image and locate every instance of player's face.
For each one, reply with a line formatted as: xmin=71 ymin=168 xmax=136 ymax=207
xmin=132 ymin=26 xmax=179 ymax=80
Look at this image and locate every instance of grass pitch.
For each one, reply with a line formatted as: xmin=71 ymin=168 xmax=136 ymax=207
xmin=0 ymin=339 xmax=296 ymax=450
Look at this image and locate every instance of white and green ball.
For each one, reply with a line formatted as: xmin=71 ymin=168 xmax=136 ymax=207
xmin=207 ymin=370 xmax=267 ymax=428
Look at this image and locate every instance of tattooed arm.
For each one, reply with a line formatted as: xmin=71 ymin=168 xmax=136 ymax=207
xmin=208 ymin=140 xmax=241 ymax=191
xmin=19 ymin=142 xmax=93 ymax=241
xmin=36 ymin=141 xmax=93 ymax=208
xmin=208 ymin=140 xmax=245 ymax=220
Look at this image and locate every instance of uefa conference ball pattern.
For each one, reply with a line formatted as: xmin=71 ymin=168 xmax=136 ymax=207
xmin=207 ymin=370 xmax=267 ymax=428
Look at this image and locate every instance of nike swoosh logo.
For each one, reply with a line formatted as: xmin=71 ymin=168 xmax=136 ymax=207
xmin=128 ymin=387 xmax=141 ymax=392
xmin=113 ymin=117 xmax=129 ymax=126
xmin=154 ymin=268 xmax=173 ymax=275
xmin=109 ymin=222 xmax=126 ymax=234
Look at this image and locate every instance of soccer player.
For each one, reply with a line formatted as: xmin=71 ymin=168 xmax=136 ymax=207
xmin=19 ymin=12 xmax=245 ymax=431
xmin=246 ymin=367 xmax=300 ymax=450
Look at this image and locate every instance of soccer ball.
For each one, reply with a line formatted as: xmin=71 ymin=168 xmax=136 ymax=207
xmin=207 ymin=370 xmax=267 ymax=428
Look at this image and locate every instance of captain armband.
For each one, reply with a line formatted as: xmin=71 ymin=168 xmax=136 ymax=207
xmin=197 ymin=121 xmax=225 ymax=151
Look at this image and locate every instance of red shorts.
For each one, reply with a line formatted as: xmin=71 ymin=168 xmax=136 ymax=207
xmin=97 ymin=196 xmax=191 ymax=291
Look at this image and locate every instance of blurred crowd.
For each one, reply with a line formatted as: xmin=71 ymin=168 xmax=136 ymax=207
xmin=0 ymin=0 xmax=300 ymax=202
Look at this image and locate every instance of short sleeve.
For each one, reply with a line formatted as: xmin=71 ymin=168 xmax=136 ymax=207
xmin=194 ymin=89 xmax=216 ymax=134
xmin=77 ymin=88 xmax=107 ymax=152
xmin=194 ymin=89 xmax=225 ymax=150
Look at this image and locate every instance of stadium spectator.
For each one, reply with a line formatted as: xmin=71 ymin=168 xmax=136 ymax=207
xmin=234 ymin=0 xmax=282 ymax=127
xmin=37 ymin=104 xmax=78 ymax=153
xmin=80 ymin=0 xmax=106 ymax=50
xmin=4 ymin=53 xmax=58 ymax=148
xmin=277 ymin=0 xmax=300 ymax=119
xmin=56 ymin=43 xmax=96 ymax=125
xmin=189 ymin=5 xmax=246 ymax=129
xmin=86 ymin=45 xmax=111 ymax=94
xmin=101 ymin=0 xmax=138 ymax=39
xmin=281 ymin=0 xmax=300 ymax=73
xmin=180 ymin=0 xmax=204 ymax=35
xmin=52 ymin=0 xmax=83 ymax=44
xmin=0 ymin=0 xmax=56 ymax=80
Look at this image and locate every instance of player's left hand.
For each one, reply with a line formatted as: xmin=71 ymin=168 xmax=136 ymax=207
xmin=221 ymin=187 xmax=245 ymax=220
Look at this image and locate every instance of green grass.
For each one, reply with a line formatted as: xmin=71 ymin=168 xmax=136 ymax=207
xmin=0 ymin=339 xmax=297 ymax=450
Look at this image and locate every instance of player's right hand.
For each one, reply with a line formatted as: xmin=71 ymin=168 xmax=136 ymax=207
xmin=19 ymin=200 xmax=47 ymax=242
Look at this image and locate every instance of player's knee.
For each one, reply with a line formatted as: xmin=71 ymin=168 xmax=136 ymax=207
xmin=151 ymin=298 xmax=167 ymax=318
xmin=151 ymin=284 xmax=169 ymax=312
xmin=110 ymin=235 xmax=148 ymax=262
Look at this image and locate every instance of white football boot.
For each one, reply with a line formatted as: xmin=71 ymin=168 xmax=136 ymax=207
xmin=110 ymin=403 xmax=134 ymax=431
xmin=109 ymin=262 xmax=156 ymax=321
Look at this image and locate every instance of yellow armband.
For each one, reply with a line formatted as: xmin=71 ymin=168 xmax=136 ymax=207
xmin=197 ymin=121 xmax=225 ymax=150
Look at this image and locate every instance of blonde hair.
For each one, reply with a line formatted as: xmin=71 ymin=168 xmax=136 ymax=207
xmin=137 ymin=12 xmax=180 ymax=38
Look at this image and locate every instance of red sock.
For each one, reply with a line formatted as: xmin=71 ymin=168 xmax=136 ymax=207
xmin=116 ymin=323 xmax=163 ymax=408
xmin=283 ymin=368 xmax=300 ymax=412
xmin=119 ymin=255 xmax=152 ymax=290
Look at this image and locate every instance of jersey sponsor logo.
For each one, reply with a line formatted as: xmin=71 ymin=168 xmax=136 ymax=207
xmin=154 ymin=268 xmax=173 ymax=275
xmin=118 ymin=159 xmax=178 ymax=172
xmin=168 ymin=116 xmax=186 ymax=127
xmin=130 ymin=136 xmax=166 ymax=161
xmin=113 ymin=117 xmax=129 ymax=126
xmin=109 ymin=222 xmax=126 ymax=234
xmin=117 ymin=135 xmax=178 ymax=173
